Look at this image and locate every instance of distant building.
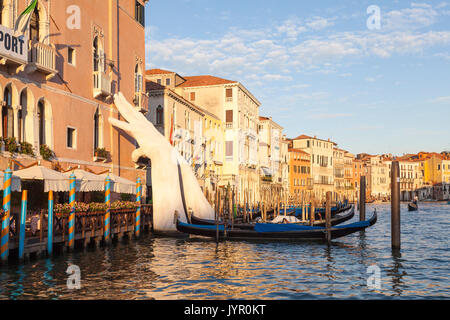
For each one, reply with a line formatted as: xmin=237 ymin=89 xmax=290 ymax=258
xmin=146 ymin=69 xmax=261 ymax=204
xmin=288 ymin=148 xmax=312 ymax=200
xmin=292 ymin=135 xmax=336 ymax=199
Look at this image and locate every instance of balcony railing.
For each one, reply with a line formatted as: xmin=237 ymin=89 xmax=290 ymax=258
xmin=93 ymin=71 xmax=112 ymax=98
xmin=225 ymin=122 xmax=233 ymax=129
xmin=133 ymin=92 xmax=149 ymax=114
xmin=28 ymin=40 xmax=57 ymax=79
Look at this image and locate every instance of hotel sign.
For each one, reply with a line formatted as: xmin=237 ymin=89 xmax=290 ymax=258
xmin=0 ymin=25 xmax=28 ymax=64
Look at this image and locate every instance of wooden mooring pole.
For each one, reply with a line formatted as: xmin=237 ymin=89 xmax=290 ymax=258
xmin=391 ymin=161 xmax=401 ymax=250
xmin=360 ymin=176 xmax=366 ymax=221
xmin=325 ymin=191 xmax=332 ymax=244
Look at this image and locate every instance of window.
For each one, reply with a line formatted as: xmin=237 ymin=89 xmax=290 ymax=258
xmin=226 ymin=141 xmax=233 ymax=158
xmin=157 ymin=79 xmax=162 ymax=85
xmin=67 ymin=127 xmax=76 ymax=149
xmin=30 ymin=6 xmax=40 ymax=41
xmin=156 ymin=105 xmax=163 ymax=125
xmin=190 ymin=92 xmax=195 ymax=101
xmin=38 ymin=100 xmax=45 ymax=145
xmin=135 ymin=1 xmax=145 ymax=26
xmin=19 ymin=90 xmax=28 ymax=143
xmin=93 ymin=37 xmax=100 ymax=72
xmin=226 ymin=88 xmax=233 ymax=101
xmin=94 ymin=109 xmax=103 ymax=151
xmin=166 ymin=78 xmax=171 ymax=86
xmin=2 ymin=86 xmax=13 ymax=138
xmin=226 ymin=110 xmax=233 ymax=123
xmin=68 ymin=47 xmax=75 ymax=65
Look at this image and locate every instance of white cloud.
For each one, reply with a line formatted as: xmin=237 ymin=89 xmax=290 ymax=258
xmin=429 ymin=96 xmax=450 ymax=103
xmin=383 ymin=3 xmax=439 ymax=30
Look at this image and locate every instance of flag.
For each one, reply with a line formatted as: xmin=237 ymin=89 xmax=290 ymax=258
xmin=169 ymin=110 xmax=174 ymax=146
xmin=14 ymin=0 xmax=38 ymax=36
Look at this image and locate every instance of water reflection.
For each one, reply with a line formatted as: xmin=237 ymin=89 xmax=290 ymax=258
xmin=10 ymin=265 xmax=25 ymax=300
xmin=0 ymin=203 xmax=448 ymax=299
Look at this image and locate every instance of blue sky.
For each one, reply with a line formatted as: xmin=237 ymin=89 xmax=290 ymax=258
xmin=144 ymin=1 xmax=450 ymax=156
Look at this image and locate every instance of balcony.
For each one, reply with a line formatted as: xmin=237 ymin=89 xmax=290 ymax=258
xmin=133 ymin=92 xmax=149 ymax=114
xmin=27 ymin=40 xmax=57 ymax=80
xmin=225 ymin=122 xmax=233 ymax=129
xmin=93 ymin=71 xmax=112 ymax=98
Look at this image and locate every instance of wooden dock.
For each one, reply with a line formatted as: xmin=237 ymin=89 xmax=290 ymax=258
xmin=2 ymin=204 xmax=153 ymax=262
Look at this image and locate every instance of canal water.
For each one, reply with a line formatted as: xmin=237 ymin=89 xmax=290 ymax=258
xmin=0 ymin=203 xmax=448 ymax=300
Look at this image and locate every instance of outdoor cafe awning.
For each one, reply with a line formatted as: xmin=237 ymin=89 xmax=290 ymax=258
xmin=1 ymin=171 xmax=22 ymax=192
xmin=63 ymin=169 xmax=105 ymax=192
xmin=100 ymin=173 xmax=137 ymax=195
xmin=13 ymin=166 xmax=70 ymax=192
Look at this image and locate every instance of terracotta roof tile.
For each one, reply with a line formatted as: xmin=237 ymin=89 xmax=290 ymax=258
xmin=146 ymin=68 xmax=174 ymax=75
xmin=178 ymin=75 xmax=236 ymax=87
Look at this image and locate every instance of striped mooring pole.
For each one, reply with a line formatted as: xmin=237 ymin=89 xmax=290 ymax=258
xmin=18 ymin=190 xmax=28 ymax=261
xmin=135 ymin=178 xmax=141 ymax=237
xmin=1 ymin=167 xmax=12 ymax=262
xmin=47 ymin=190 xmax=54 ymax=256
xmin=104 ymin=175 xmax=111 ymax=243
xmin=68 ymin=173 xmax=76 ymax=250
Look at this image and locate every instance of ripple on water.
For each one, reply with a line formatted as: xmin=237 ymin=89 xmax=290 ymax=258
xmin=0 ymin=203 xmax=449 ymax=300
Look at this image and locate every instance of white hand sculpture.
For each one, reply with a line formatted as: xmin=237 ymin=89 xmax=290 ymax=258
xmin=109 ymin=92 xmax=215 ymax=233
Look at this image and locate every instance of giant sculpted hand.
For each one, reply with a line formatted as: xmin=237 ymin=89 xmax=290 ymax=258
xmin=109 ymin=93 xmax=215 ymax=233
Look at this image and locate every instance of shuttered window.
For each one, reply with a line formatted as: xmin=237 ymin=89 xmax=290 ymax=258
xmin=226 ymin=141 xmax=233 ymax=157
xmin=226 ymin=110 xmax=233 ymax=123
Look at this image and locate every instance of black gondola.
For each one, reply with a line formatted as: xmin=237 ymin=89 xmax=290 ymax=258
xmin=408 ymin=201 xmax=418 ymax=211
xmin=191 ymin=205 xmax=355 ymax=230
xmin=176 ymin=209 xmax=377 ymax=241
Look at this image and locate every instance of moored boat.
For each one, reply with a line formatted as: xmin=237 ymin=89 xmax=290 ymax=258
xmin=191 ymin=205 xmax=355 ymax=230
xmin=408 ymin=202 xmax=418 ymax=211
xmin=176 ymin=208 xmax=377 ymax=241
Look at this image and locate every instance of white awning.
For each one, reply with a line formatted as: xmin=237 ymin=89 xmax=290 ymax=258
xmin=13 ymin=166 xmax=70 ymax=192
xmin=100 ymin=173 xmax=137 ymax=195
xmin=260 ymin=166 xmax=272 ymax=177
xmin=63 ymin=169 xmax=105 ymax=192
xmin=0 ymin=171 xmax=22 ymax=192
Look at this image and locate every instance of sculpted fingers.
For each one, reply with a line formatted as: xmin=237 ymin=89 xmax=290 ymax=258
xmin=109 ymin=117 xmax=135 ymax=136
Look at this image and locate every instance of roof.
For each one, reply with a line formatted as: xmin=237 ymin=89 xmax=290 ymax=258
xmin=292 ymin=134 xmax=337 ymax=145
xmin=146 ymin=68 xmax=174 ymax=75
xmin=259 ymin=116 xmax=271 ymax=121
xmin=177 ymin=75 xmax=236 ymax=88
xmin=289 ymin=148 xmax=310 ymax=155
xmin=146 ymin=80 xmax=166 ymax=91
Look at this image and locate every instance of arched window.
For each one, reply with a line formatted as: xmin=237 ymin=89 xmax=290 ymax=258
xmin=2 ymin=86 xmax=13 ymax=138
xmin=19 ymin=90 xmax=28 ymax=142
xmin=30 ymin=6 xmax=40 ymax=41
xmin=134 ymin=64 xmax=142 ymax=93
xmin=38 ymin=100 xmax=45 ymax=145
xmin=156 ymin=105 xmax=163 ymax=125
xmin=94 ymin=109 xmax=99 ymax=150
xmin=93 ymin=36 xmax=99 ymax=72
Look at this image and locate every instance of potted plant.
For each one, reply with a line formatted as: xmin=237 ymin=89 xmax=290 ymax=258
xmin=40 ymin=144 xmax=55 ymax=161
xmin=94 ymin=148 xmax=110 ymax=162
